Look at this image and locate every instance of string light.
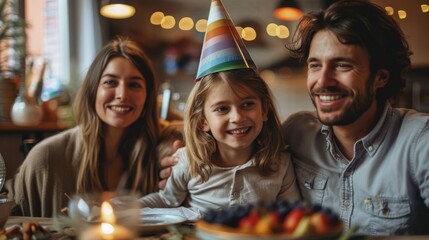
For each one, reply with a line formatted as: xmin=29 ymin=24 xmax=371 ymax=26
xmin=398 ymin=10 xmax=407 ymax=19
xmin=150 ymin=11 xmax=164 ymax=25
xmin=179 ymin=17 xmax=194 ymax=31
xmin=195 ymin=19 xmax=207 ymax=33
xmin=385 ymin=6 xmax=394 ymax=15
xmin=147 ymin=2 xmax=422 ymax=41
xmin=161 ymin=15 xmax=175 ymax=29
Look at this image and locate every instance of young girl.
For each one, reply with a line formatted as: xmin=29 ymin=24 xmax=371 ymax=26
xmin=139 ymin=68 xmax=300 ymax=213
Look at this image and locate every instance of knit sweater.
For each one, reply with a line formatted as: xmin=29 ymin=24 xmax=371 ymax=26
xmin=6 ymin=127 xmax=82 ymax=217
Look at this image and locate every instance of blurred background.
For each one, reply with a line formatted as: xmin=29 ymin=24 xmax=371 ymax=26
xmin=21 ymin=0 xmax=429 ymax=120
xmin=0 ymin=0 xmax=428 ymax=180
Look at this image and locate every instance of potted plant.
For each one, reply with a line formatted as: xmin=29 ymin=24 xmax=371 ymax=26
xmin=0 ymin=0 xmax=26 ymax=122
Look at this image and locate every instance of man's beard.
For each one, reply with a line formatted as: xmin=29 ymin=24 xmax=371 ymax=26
xmin=312 ymin=78 xmax=375 ymax=126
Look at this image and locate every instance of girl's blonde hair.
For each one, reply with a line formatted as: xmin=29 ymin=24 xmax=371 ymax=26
xmin=184 ymin=68 xmax=284 ymax=182
xmin=73 ymin=37 xmax=160 ymax=195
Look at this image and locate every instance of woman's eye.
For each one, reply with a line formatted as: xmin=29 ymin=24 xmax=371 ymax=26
xmin=102 ymin=79 xmax=117 ymax=86
xmin=129 ymin=82 xmax=143 ymax=89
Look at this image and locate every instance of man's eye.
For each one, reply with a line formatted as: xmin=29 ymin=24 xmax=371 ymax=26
xmin=308 ymin=63 xmax=321 ymax=69
xmin=336 ymin=63 xmax=352 ymax=69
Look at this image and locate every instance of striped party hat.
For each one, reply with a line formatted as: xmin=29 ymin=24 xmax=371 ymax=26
xmin=196 ymin=0 xmax=257 ymax=80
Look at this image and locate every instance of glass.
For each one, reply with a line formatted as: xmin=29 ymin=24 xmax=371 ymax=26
xmin=68 ymin=192 xmax=140 ymax=240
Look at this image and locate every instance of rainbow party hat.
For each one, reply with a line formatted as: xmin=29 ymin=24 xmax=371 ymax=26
xmin=196 ymin=0 xmax=257 ymax=80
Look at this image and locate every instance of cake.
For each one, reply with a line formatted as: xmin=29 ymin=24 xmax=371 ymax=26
xmin=196 ymin=200 xmax=343 ymax=240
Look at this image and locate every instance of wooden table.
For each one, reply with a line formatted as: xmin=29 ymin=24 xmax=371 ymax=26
xmin=4 ymin=216 xmax=193 ymax=240
xmin=4 ymin=216 xmax=429 ymax=240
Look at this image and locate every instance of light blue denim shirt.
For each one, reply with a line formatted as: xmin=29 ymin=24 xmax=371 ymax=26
xmin=283 ymin=104 xmax=429 ymax=235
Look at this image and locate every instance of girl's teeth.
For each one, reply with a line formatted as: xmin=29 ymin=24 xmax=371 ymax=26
xmin=319 ymin=95 xmax=342 ymax=102
xmin=230 ymin=128 xmax=249 ymax=134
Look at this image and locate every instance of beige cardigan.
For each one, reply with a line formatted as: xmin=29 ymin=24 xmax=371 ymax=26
xmin=6 ymin=127 xmax=82 ymax=217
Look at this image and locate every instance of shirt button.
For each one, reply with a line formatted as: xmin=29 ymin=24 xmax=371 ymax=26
xmin=344 ymin=200 xmax=350 ymax=208
xmin=304 ymin=181 xmax=313 ymax=189
xmin=368 ymin=146 xmax=374 ymax=151
xmin=232 ymin=192 xmax=240 ymax=198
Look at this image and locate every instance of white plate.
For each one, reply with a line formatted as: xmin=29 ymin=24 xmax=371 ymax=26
xmin=138 ymin=213 xmax=187 ymax=234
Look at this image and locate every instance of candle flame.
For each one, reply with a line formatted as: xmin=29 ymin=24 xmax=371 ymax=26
xmin=101 ymin=222 xmax=115 ymax=235
xmin=101 ymin=201 xmax=116 ymax=223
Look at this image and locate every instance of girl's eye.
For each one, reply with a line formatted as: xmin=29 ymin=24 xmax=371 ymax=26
xmin=214 ymin=106 xmax=229 ymax=113
xmin=242 ymin=101 xmax=256 ymax=109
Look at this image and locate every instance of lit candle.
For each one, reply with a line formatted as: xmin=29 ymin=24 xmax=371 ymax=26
xmin=80 ymin=201 xmax=134 ymax=240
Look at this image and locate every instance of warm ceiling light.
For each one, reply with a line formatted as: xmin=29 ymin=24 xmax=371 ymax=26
xmin=100 ymin=0 xmax=135 ymax=19
xmin=385 ymin=6 xmax=394 ymax=16
xmin=242 ymin=27 xmax=257 ymax=41
xmin=266 ymin=23 xmax=278 ymax=37
xmin=150 ymin=11 xmax=165 ymax=25
xmin=179 ymin=17 xmax=194 ymax=31
xmin=277 ymin=25 xmax=290 ymax=39
xmin=195 ymin=19 xmax=208 ymax=32
xmin=421 ymin=4 xmax=429 ymax=13
xmin=273 ymin=0 xmax=303 ymax=21
xmin=161 ymin=15 xmax=176 ymax=29
xmin=397 ymin=10 xmax=407 ymax=19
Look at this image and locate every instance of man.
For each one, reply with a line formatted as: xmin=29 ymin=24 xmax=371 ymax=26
xmin=160 ymin=0 xmax=429 ymax=235
xmin=281 ymin=0 xmax=429 ymax=235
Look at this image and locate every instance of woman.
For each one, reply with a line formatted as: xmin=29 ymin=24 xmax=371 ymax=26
xmin=6 ymin=37 xmax=180 ymax=217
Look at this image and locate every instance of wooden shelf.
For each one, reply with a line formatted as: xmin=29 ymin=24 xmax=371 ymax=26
xmin=0 ymin=122 xmax=71 ymax=132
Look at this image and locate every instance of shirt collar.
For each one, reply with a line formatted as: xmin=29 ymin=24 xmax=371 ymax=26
xmin=320 ymin=103 xmax=392 ymax=156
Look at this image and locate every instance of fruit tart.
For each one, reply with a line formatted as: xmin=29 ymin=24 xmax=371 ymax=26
xmin=196 ymin=200 xmax=343 ymax=240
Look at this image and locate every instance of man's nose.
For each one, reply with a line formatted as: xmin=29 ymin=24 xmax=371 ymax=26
xmin=318 ymin=67 xmax=337 ymax=87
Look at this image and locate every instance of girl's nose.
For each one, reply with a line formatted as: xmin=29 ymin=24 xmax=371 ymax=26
xmin=230 ymin=108 xmax=245 ymax=123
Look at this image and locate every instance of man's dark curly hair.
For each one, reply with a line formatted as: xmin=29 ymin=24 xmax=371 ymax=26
xmin=286 ymin=0 xmax=412 ymax=103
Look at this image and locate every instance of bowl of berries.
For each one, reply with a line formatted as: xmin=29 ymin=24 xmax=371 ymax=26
xmin=196 ymin=200 xmax=343 ymax=240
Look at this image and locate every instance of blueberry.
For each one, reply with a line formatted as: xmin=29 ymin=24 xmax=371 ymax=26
xmin=202 ymin=209 xmax=218 ymax=223
xmin=321 ymin=207 xmax=333 ymax=216
xmin=276 ymin=199 xmax=290 ymax=209
xmin=278 ymin=206 xmax=291 ymax=221
xmin=311 ymin=203 xmax=322 ymax=212
xmin=266 ymin=200 xmax=277 ymax=211
xmin=232 ymin=205 xmax=251 ymax=219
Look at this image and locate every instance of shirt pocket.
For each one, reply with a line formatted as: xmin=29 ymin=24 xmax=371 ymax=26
xmin=359 ymin=195 xmax=411 ymax=235
xmin=294 ymin=164 xmax=328 ymax=205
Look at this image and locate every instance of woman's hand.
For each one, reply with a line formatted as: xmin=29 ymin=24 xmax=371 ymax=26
xmin=158 ymin=140 xmax=183 ymax=189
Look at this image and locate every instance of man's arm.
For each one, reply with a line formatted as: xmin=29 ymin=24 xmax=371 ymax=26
xmin=158 ymin=140 xmax=182 ymax=189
